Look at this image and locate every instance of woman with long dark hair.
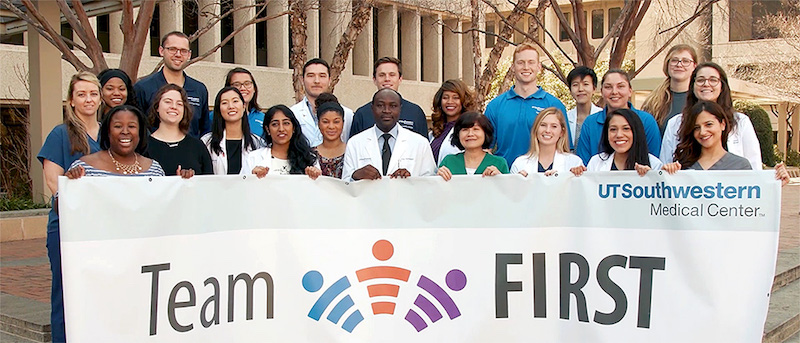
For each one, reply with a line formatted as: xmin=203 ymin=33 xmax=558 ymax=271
xmin=201 ymin=87 xmax=264 ymax=175
xmin=572 ymin=108 xmax=662 ymax=176
xmin=243 ymin=105 xmax=321 ymax=178
xmin=660 ymin=62 xmax=762 ymax=169
xmin=661 ymin=101 xmax=790 ymax=185
xmin=208 ymin=68 xmax=266 ymax=137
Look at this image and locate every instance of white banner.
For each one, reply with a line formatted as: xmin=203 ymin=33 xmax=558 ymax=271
xmin=58 ymin=171 xmax=781 ymax=342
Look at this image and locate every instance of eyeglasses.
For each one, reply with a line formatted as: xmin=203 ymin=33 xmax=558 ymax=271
xmin=231 ymin=81 xmax=254 ymax=89
xmin=163 ymin=46 xmax=191 ymax=56
xmin=695 ymin=77 xmax=721 ymax=86
xmin=669 ymin=58 xmax=695 ymax=66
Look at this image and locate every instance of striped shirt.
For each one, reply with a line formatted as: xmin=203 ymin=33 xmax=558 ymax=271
xmin=69 ymin=158 xmax=165 ymax=177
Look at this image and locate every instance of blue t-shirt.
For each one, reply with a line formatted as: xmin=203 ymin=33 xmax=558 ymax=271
xmin=37 ymin=124 xmax=101 ymax=171
xmin=134 ymin=69 xmax=210 ymax=138
xmin=37 ymin=123 xmax=101 ymax=233
xmin=484 ymin=86 xmax=570 ymax=166
xmin=350 ymin=98 xmax=428 ymax=138
xmin=575 ymin=103 xmax=662 ymax=164
xmin=209 ymin=108 xmax=265 ymax=138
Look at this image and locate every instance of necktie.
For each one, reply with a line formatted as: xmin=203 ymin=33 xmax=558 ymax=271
xmin=382 ymin=133 xmax=392 ymax=175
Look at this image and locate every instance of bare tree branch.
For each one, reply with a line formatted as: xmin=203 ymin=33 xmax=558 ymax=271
xmin=4 ymin=0 xmax=90 ymax=71
xmin=289 ymin=0 xmax=310 ymax=102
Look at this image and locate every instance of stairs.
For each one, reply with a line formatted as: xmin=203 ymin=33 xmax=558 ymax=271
xmin=764 ymin=249 xmax=800 ymax=343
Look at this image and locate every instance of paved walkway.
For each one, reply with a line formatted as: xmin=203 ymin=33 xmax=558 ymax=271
xmin=0 ymin=184 xmax=798 ymax=340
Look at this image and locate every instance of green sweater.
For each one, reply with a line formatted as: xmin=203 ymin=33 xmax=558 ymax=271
xmin=439 ymin=152 xmax=510 ymax=175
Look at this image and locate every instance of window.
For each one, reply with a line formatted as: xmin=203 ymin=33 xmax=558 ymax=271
xmin=485 ymin=20 xmax=496 ymax=48
xmin=149 ymin=5 xmax=160 ymax=56
xmin=220 ymin=0 xmax=234 ymax=63
xmin=183 ymin=0 xmax=199 ymax=58
xmin=591 ymin=9 xmax=604 ymax=39
xmin=62 ymin=22 xmax=75 ymax=50
xmin=0 ymin=33 xmax=23 ymax=45
xmin=559 ymin=12 xmax=571 ymax=41
xmin=97 ymin=15 xmax=110 ymax=52
xmin=608 ymin=7 xmax=621 ymax=35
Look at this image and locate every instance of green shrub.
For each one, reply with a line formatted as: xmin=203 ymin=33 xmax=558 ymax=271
xmin=786 ymin=149 xmax=800 ymax=167
xmin=733 ymin=100 xmax=775 ymax=167
xmin=0 ymin=195 xmax=50 ymax=212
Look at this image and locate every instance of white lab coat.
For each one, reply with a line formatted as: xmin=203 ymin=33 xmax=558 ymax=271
xmin=434 ymin=128 xmax=463 ymax=166
xmin=510 ymin=151 xmax=584 ymax=175
xmin=200 ymin=131 xmax=265 ymax=175
xmin=240 ymin=146 xmax=320 ymax=175
xmin=567 ymin=104 xmax=603 ymax=147
xmin=290 ymin=96 xmax=354 ymax=147
xmin=342 ymin=125 xmax=437 ymax=182
xmin=587 ymin=152 xmax=663 ymax=171
xmin=660 ymin=112 xmax=762 ymax=169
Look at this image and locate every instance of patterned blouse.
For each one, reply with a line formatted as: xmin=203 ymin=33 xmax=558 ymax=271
xmin=312 ymin=147 xmax=344 ymax=179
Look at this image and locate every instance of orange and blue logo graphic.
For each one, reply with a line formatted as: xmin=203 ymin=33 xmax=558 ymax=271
xmin=302 ymin=240 xmax=467 ymax=333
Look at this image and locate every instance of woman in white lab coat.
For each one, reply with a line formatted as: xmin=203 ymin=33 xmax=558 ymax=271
xmin=510 ymin=107 xmax=583 ymax=177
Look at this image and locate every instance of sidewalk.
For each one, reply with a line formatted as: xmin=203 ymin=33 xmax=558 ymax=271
xmin=1 ymin=185 xmax=798 ymax=342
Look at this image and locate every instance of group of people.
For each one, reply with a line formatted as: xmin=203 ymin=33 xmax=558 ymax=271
xmin=36 ymin=31 xmax=791 ymax=342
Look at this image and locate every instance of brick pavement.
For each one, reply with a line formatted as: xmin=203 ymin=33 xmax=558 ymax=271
xmin=0 ymin=184 xmax=798 ymax=312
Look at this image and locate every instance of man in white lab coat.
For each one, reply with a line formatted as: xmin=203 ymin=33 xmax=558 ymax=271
xmin=342 ymin=88 xmax=436 ymax=181
xmin=289 ymin=58 xmax=354 ymax=146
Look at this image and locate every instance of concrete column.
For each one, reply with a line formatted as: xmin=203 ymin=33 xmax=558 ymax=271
xmin=461 ymin=20 xmax=483 ymax=87
xmin=400 ymin=11 xmax=420 ymax=81
xmin=792 ymin=104 xmax=800 ymax=153
xmin=376 ymin=5 xmax=398 ymax=59
xmin=159 ymin=0 xmax=183 ymax=36
xmin=443 ymin=19 xmax=462 ymax=81
xmin=28 ymin=0 xmax=62 ymax=201
xmin=421 ymin=14 xmax=442 ymax=83
xmin=267 ymin=0 xmax=289 ymax=68
xmin=234 ymin=0 xmax=256 ymax=65
xmin=778 ymin=102 xmax=789 ymax=157
xmin=109 ymin=11 xmax=123 ymax=53
xmin=199 ymin=0 xmax=221 ymax=63
xmin=307 ymin=7 xmax=320 ymax=59
xmin=319 ymin=0 xmax=348 ymax=63
xmin=352 ymin=6 xmax=373 ymax=76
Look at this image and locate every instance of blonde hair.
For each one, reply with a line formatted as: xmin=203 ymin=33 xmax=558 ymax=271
xmin=641 ymin=44 xmax=698 ymax=126
xmin=526 ymin=107 xmax=570 ymax=157
xmin=65 ymin=71 xmax=101 ymax=155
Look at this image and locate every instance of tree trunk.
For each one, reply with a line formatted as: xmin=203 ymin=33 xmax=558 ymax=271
xmin=289 ymin=0 xmax=309 ymax=102
xmin=609 ymin=0 xmax=651 ymax=69
xmin=118 ymin=0 xmax=156 ymax=79
xmin=328 ymin=0 xmax=375 ymax=91
xmin=499 ymin=0 xmax=550 ymax=94
xmin=470 ymin=0 xmax=484 ymax=107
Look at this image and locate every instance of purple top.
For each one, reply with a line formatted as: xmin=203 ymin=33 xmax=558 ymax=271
xmin=430 ymin=121 xmax=456 ymax=162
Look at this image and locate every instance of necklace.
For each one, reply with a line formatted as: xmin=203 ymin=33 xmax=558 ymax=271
xmin=108 ymin=150 xmax=142 ymax=174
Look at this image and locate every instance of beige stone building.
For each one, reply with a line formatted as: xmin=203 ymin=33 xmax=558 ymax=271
xmin=0 ymin=0 xmax=798 ymax=199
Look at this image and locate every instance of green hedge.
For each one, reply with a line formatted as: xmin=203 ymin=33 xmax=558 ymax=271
xmin=733 ymin=100 xmax=775 ymax=167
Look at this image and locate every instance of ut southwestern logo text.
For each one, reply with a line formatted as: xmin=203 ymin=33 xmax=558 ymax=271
xmin=598 ymin=182 xmax=764 ymax=218
xmin=302 ymin=240 xmax=467 ymax=333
